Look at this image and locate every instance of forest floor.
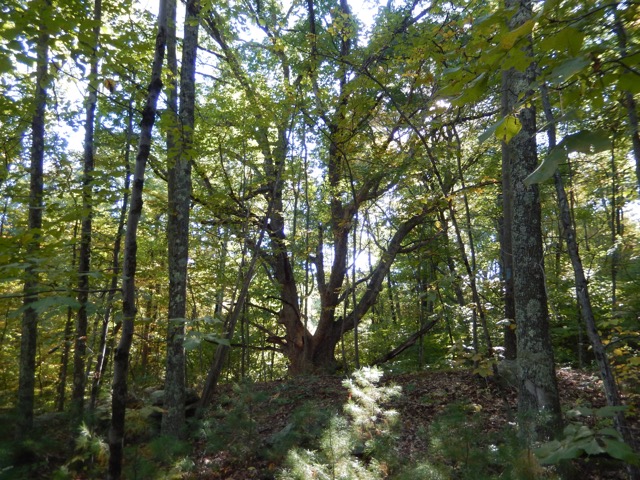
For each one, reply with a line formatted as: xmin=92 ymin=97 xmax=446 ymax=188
xmin=3 ymin=367 xmax=638 ymax=479
xmin=185 ymin=367 xmax=638 ymax=480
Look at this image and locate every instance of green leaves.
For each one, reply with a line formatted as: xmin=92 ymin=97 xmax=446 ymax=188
xmin=539 ymin=26 xmax=584 ymax=57
xmin=536 ymin=409 xmax=640 ymax=466
xmin=547 ymin=56 xmax=590 ymax=84
xmin=499 ymin=19 xmax=536 ymax=51
xmin=523 ymin=146 xmax=564 ymax=186
xmin=524 ymin=130 xmax=610 ymax=186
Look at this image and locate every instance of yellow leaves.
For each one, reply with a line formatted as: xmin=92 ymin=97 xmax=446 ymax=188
xmin=103 ymin=78 xmax=116 ymax=94
xmin=613 ymin=348 xmax=625 ymax=357
xmin=270 ymin=37 xmax=285 ymax=54
xmin=497 ymin=115 xmax=522 ymax=143
xmin=479 ymin=114 xmax=522 ymax=144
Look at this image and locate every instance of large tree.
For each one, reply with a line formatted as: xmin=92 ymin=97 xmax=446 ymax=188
xmin=162 ymin=0 xmax=200 ymax=438
xmin=16 ymin=0 xmax=50 ymax=439
xmin=502 ymin=0 xmax=562 ymax=440
xmin=196 ymin=0 xmax=446 ymax=376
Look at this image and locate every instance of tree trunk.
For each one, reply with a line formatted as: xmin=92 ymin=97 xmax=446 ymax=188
xmin=611 ymin=8 xmax=640 ymax=193
xmin=541 ymin=85 xmax=639 ymax=478
xmin=199 ymin=211 xmax=273 ymax=409
xmin=16 ymin=0 xmax=50 ymax=439
xmin=72 ymin=0 xmax=102 ymax=422
xmin=162 ymin=0 xmax=199 ymax=438
xmin=503 ymin=0 xmax=562 ymax=441
xmin=90 ymin=100 xmax=133 ymax=412
xmin=108 ymin=0 xmax=167 ymax=476
xmin=56 ymin=221 xmax=78 ymax=412
xmin=500 ymin=140 xmax=517 ymax=361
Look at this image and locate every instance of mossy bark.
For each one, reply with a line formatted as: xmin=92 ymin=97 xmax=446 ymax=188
xmin=502 ymin=0 xmax=562 ymax=442
xmin=163 ymin=0 xmax=199 ymax=439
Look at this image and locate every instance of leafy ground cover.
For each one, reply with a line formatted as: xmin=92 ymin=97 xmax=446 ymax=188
xmin=187 ymin=368 xmax=637 ymax=479
xmin=1 ymin=367 xmax=637 ymax=479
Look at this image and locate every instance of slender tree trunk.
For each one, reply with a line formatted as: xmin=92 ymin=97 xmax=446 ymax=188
xmin=57 ymin=308 xmax=74 ymax=412
xmin=612 ymin=8 xmax=640 ymax=193
xmin=451 ymin=128 xmax=496 ymax=366
xmin=162 ymin=0 xmax=199 ymax=438
xmin=498 ymin=4 xmax=517 ymax=363
xmin=503 ymin=0 xmax=562 ymax=441
xmin=108 ymin=0 xmax=167 ymax=476
xmin=90 ymin=101 xmax=133 ymax=412
xmin=500 ymin=164 xmax=517 ymax=361
xmin=387 ymin=273 xmax=398 ymax=324
xmin=56 ymin=221 xmax=79 ymax=412
xmin=610 ymin=139 xmax=622 ymax=311
xmin=17 ymin=0 xmax=50 ymax=439
xmin=199 ymin=199 xmax=274 ymax=409
xmin=541 ymin=85 xmax=639 ymax=478
xmin=352 ymin=215 xmax=359 ymax=369
xmin=72 ymin=0 xmax=102 ymax=422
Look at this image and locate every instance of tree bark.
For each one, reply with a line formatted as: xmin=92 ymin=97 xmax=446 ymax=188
xmin=162 ymin=0 xmax=199 ymax=439
xmin=72 ymin=0 xmax=102 ymax=422
xmin=90 ymin=100 xmax=133 ymax=412
xmin=500 ymin=125 xmax=517 ymax=361
xmin=56 ymin=221 xmax=79 ymax=412
xmin=611 ymin=8 xmax=640 ymax=194
xmin=108 ymin=0 xmax=167 ymax=476
xmin=503 ymin=0 xmax=562 ymax=441
xmin=541 ymin=85 xmax=639 ymax=478
xmin=16 ymin=0 xmax=50 ymax=439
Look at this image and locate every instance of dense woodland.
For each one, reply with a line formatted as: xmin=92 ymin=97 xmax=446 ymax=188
xmin=1 ymin=0 xmax=640 ymax=478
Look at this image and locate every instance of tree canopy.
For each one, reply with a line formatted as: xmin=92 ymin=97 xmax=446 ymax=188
xmin=1 ymin=0 xmax=639 ymax=477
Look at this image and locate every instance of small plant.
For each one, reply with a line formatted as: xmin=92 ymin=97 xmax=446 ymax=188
xmin=278 ymin=366 xmax=401 ymax=480
xmin=199 ymin=380 xmax=269 ymax=457
xmin=535 ymin=406 xmax=640 ymax=467
xmin=266 ymin=401 xmax=334 ymax=460
xmin=426 ymin=403 xmax=557 ymax=480
xmin=55 ymin=423 xmax=108 ymax=479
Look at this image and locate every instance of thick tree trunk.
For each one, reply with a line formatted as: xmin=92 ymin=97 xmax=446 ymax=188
xmin=72 ymin=0 xmax=102 ymax=422
xmin=17 ymin=0 xmax=49 ymax=439
xmin=163 ymin=0 xmax=199 ymax=438
xmin=503 ymin=0 xmax=562 ymax=442
xmin=108 ymin=0 xmax=167 ymax=476
xmin=286 ymin=208 xmax=432 ymax=374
